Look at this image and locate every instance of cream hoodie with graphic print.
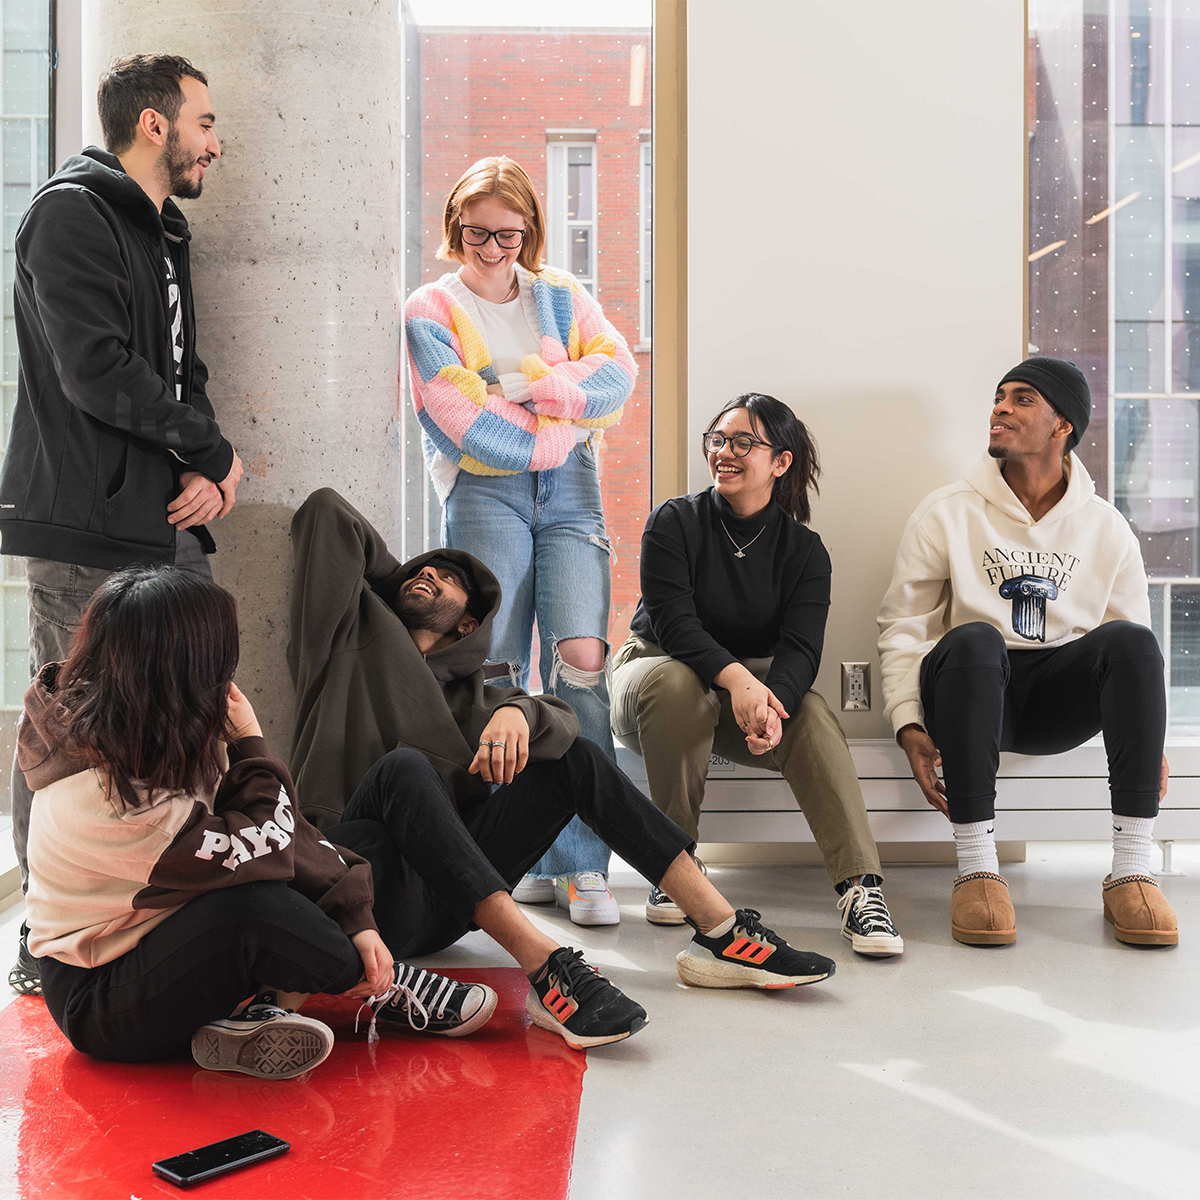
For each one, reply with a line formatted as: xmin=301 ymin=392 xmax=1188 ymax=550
xmin=877 ymin=452 xmax=1151 ymax=737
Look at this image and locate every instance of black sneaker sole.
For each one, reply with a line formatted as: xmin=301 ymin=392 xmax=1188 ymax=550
xmin=191 ymin=1015 xmax=334 ymax=1079
xmin=525 ymin=991 xmax=648 ymax=1050
xmin=675 ymin=946 xmax=834 ymax=989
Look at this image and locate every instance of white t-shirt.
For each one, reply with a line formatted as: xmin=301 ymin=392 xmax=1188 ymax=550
xmin=163 ymin=249 xmax=184 ymax=400
xmin=472 ymin=293 xmax=539 ymax=398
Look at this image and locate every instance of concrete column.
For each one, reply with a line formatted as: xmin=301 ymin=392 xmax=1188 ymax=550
xmin=82 ymin=3 xmax=402 ymax=746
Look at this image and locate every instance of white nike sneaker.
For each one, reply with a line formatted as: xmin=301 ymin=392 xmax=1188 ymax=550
xmin=512 ymin=874 xmax=556 ymax=904
xmin=554 ymin=871 xmax=620 ymax=926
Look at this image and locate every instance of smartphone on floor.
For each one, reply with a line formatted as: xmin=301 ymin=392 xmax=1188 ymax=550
xmin=151 ymin=1129 xmax=290 ymax=1188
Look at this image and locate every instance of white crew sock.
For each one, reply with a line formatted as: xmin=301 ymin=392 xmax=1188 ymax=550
xmin=1111 ymin=815 xmax=1155 ymax=881
xmin=952 ymin=819 xmax=999 ymax=876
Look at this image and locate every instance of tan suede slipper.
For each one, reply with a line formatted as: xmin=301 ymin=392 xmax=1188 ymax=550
xmin=951 ymin=871 xmax=1016 ymax=945
xmin=1102 ymin=874 xmax=1179 ymax=946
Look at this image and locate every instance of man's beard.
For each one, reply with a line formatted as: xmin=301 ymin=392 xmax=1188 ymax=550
xmin=396 ymin=590 xmax=467 ymax=637
xmin=162 ymin=125 xmax=203 ymax=200
xmin=987 ymin=445 xmax=1008 ymax=459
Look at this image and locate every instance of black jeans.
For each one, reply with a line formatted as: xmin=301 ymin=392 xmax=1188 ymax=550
xmin=919 ymin=621 xmax=1165 ymax=823
xmin=328 ymin=738 xmax=694 ymax=958
xmin=39 ymin=880 xmax=363 ymax=1063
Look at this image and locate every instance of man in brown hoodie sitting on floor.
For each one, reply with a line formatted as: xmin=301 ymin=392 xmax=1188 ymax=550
xmin=287 ymin=487 xmax=840 ymax=1051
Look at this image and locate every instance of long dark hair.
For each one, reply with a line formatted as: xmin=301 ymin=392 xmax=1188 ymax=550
xmin=48 ymin=566 xmax=240 ymax=811
xmin=706 ymin=393 xmax=821 ymax=523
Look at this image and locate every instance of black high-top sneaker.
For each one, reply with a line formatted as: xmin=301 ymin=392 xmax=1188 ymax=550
xmin=835 ymin=875 xmax=905 ymax=957
xmin=676 ymin=909 xmax=836 ymax=988
xmin=526 ymin=946 xmax=647 ymax=1050
xmin=358 ymin=963 xmax=498 ymax=1039
xmin=9 ymin=924 xmax=41 ymax=996
xmin=191 ymin=991 xmax=334 ymax=1079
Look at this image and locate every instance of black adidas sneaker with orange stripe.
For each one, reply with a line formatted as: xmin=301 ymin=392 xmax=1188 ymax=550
xmin=675 ymin=909 xmax=836 ymax=989
xmin=526 ymin=946 xmax=648 ymax=1050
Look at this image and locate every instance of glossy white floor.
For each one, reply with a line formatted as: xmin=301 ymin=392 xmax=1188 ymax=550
xmin=436 ymin=842 xmax=1200 ymax=1200
xmin=1 ymin=845 xmax=1194 ymax=1200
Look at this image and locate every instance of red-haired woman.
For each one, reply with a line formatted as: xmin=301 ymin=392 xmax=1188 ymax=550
xmin=404 ymin=156 xmax=637 ymax=926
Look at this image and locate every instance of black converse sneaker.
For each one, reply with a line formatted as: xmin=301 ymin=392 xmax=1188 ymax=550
xmin=645 ymin=884 xmax=686 ymax=925
xmin=526 ymin=946 xmax=648 ymax=1050
xmin=645 ymin=854 xmax=707 ymax=925
xmin=676 ymin=909 xmax=836 ymax=988
xmin=8 ymin=924 xmax=41 ymax=996
xmin=357 ymin=963 xmax=498 ymax=1040
xmin=835 ymin=875 xmax=904 ymax=957
xmin=191 ymin=991 xmax=334 ymax=1080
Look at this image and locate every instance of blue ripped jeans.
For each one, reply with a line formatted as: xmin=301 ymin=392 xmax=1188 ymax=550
xmin=443 ymin=438 xmax=615 ymax=877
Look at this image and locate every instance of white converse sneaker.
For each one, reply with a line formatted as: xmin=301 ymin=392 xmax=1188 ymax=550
xmin=554 ymin=872 xmax=620 ymax=926
xmin=512 ymin=874 xmax=556 ymax=904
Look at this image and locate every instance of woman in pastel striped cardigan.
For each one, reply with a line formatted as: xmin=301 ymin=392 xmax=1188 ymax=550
xmin=404 ymin=156 xmax=637 ymax=927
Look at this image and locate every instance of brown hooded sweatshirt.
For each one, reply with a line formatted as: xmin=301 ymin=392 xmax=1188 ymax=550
xmin=21 ymin=663 xmax=377 ymax=969
xmin=287 ymin=488 xmax=579 ymax=828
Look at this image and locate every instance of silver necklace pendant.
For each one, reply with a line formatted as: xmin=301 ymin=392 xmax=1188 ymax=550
xmin=719 ymin=517 xmax=765 ymax=560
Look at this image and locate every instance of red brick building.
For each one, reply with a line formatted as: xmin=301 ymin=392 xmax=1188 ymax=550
xmin=412 ymin=26 xmax=653 ymax=647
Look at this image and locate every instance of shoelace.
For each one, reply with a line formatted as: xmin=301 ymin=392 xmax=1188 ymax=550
xmin=546 ymin=948 xmax=611 ymax=1007
xmin=354 ymin=964 xmax=459 ymax=1043
xmin=730 ymin=908 xmax=777 ymax=945
xmin=242 ymin=1001 xmax=292 ymax=1022
xmin=836 ymin=885 xmax=896 ymax=936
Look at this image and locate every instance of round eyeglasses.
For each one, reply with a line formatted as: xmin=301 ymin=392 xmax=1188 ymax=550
xmin=702 ymin=431 xmax=776 ymax=457
xmin=461 ymin=224 xmax=526 ymax=249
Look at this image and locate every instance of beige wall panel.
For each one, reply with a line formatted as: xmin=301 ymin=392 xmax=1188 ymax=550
xmin=687 ymin=0 xmax=1026 ymax=739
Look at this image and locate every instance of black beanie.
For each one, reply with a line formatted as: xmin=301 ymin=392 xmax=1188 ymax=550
xmin=996 ymin=356 xmax=1091 ymax=451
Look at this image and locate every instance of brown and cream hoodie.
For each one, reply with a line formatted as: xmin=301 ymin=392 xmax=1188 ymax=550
xmin=21 ymin=663 xmax=377 ymax=969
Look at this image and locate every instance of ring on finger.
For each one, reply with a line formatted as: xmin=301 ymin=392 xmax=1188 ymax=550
xmin=491 ymin=740 xmax=507 ymax=749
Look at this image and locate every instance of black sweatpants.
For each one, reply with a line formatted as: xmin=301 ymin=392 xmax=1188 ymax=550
xmin=327 ymin=737 xmax=695 ymax=958
xmin=40 ymin=880 xmax=363 ymax=1063
xmin=919 ymin=620 xmax=1165 ymax=824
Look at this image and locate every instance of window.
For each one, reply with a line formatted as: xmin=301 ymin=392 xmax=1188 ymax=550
xmin=1029 ymin=0 xmax=1200 ymax=731
xmin=639 ymin=136 xmax=651 ymax=346
xmin=400 ymin=4 xmax=653 ymax=658
xmin=546 ymin=139 xmax=597 ymax=294
xmin=1 ymin=1 xmax=52 ymax=812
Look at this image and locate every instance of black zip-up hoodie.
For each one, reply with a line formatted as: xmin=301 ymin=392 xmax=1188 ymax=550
xmin=0 ymin=147 xmax=235 ymax=569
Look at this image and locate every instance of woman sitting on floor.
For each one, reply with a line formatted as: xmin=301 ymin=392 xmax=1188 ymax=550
xmin=611 ymin=392 xmax=905 ymax=956
xmin=22 ymin=566 xmax=498 ymax=1081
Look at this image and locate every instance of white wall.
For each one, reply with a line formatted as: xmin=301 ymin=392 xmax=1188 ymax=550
xmin=687 ymin=0 xmax=1026 ymax=740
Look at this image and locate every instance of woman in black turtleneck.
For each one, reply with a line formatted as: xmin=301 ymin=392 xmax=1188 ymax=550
xmin=612 ymin=393 xmax=904 ymax=957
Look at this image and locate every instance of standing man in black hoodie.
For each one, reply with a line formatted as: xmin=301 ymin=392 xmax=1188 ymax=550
xmin=0 ymin=55 xmax=244 ymax=993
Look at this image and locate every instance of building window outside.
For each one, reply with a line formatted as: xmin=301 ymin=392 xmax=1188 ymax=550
xmin=1029 ymin=0 xmax=1200 ymax=732
xmin=400 ymin=3 xmax=654 ymax=660
xmin=546 ymin=140 xmax=597 ymax=294
xmin=639 ymin=137 xmax=651 ymax=346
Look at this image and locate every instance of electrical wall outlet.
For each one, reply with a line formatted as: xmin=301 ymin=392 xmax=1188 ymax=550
xmin=840 ymin=662 xmax=871 ymax=711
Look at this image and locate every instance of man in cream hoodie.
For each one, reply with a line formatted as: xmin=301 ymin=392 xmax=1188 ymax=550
xmin=877 ymin=356 xmax=1177 ymax=948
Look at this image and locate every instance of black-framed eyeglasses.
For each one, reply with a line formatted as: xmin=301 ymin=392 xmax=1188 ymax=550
xmin=702 ymin=431 xmax=776 ymax=457
xmin=461 ymin=224 xmax=526 ymax=249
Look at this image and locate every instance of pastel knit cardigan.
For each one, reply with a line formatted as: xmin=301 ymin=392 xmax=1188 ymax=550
xmin=404 ymin=265 xmax=637 ymax=500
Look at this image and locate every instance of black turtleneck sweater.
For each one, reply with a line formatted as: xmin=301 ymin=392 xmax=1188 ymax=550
xmin=629 ymin=488 xmax=831 ymax=715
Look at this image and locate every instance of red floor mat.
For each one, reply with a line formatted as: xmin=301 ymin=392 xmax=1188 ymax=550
xmin=0 ymin=968 xmax=584 ymax=1200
